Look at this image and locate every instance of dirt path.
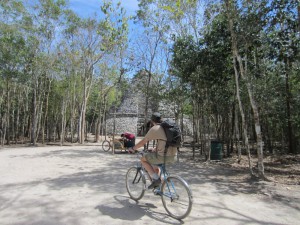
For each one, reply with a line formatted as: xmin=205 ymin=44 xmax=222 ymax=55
xmin=0 ymin=145 xmax=299 ymax=225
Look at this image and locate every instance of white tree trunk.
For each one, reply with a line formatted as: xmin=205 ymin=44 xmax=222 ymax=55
xmin=226 ymin=0 xmax=264 ymax=178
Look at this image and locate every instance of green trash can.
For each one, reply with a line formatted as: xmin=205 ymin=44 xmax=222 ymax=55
xmin=210 ymin=140 xmax=223 ymax=160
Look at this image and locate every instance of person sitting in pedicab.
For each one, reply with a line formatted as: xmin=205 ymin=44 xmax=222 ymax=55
xmin=120 ymin=132 xmax=135 ymax=148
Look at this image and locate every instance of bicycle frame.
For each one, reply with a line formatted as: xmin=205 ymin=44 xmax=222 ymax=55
xmin=134 ymin=162 xmax=175 ymax=197
xmin=153 ymin=164 xmax=177 ymax=198
xmin=126 ymin=151 xmax=193 ymax=219
xmin=134 ymin=167 xmax=145 ymax=185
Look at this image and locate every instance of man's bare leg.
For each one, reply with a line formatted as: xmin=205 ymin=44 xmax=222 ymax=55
xmin=141 ymin=156 xmax=155 ymax=177
xmin=141 ymin=156 xmax=161 ymax=189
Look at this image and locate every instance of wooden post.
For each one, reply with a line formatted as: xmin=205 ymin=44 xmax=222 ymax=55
xmin=112 ymin=111 xmax=116 ymax=155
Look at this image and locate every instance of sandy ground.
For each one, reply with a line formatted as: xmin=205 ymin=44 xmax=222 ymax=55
xmin=0 ymin=144 xmax=300 ymax=225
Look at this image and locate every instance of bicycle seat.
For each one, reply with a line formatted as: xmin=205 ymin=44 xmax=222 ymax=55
xmin=156 ymin=164 xmax=164 ymax=167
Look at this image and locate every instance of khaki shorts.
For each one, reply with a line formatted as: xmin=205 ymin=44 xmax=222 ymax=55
xmin=145 ymin=152 xmax=176 ymax=165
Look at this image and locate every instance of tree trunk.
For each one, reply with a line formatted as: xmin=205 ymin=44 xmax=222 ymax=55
xmin=233 ymin=57 xmax=253 ymax=175
xmin=35 ymin=84 xmax=44 ymax=144
xmin=31 ymin=80 xmax=37 ymax=146
xmin=41 ymin=79 xmax=51 ymax=144
xmin=236 ymin=50 xmax=264 ymax=178
xmin=230 ymin=103 xmax=235 ymax=156
xmin=192 ymin=100 xmax=196 ymax=160
xmin=284 ymin=57 xmax=295 ymax=154
xmin=234 ymin=106 xmax=242 ymax=163
xmin=144 ymin=70 xmax=152 ymax=126
xmin=60 ymin=99 xmax=66 ymax=146
xmin=226 ymin=0 xmax=264 ymax=179
xmin=225 ymin=1 xmax=253 ymax=173
xmin=95 ymin=89 xmax=105 ymax=143
xmin=6 ymin=78 xmax=10 ymax=145
xmin=70 ymin=81 xmax=76 ymax=143
xmin=78 ymin=102 xmax=84 ymax=144
xmin=79 ymin=67 xmax=93 ymax=144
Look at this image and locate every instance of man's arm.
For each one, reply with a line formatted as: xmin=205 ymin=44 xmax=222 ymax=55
xmin=132 ymin=137 xmax=148 ymax=151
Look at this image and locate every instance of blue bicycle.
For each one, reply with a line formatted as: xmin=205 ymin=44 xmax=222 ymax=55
xmin=125 ymin=151 xmax=193 ymax=220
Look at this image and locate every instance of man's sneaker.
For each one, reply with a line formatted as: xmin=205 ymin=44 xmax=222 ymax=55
xmin=153 ymin=188 xmax=161 ymax=196
xmin=148 ymin=178 xmax=161 ymax=189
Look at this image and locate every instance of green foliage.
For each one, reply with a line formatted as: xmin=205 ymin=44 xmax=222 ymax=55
xmin=98 ymin=1 xmax=129 ymax=52
xmin=0 ymin=0 xmax=299 ymax=151
xmin=171 ymin=12 xmax=232 ymax=86
xmin=171 ymin=35 xmax=200 ymax=82
xmin=0 ymin=27 xmax=26 ymax=80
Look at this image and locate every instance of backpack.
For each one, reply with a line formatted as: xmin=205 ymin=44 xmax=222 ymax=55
xmin=160 ymin=119 xmax=182 ymax=149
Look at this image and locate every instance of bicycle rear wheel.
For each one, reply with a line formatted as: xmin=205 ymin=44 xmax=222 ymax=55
xmin=126 ymin=167 xmax=146 ymax=201
xmin=161 ymin=176 xmax=193 ymax=220
xmin=102 ymin=140 xmax=111 ymax=152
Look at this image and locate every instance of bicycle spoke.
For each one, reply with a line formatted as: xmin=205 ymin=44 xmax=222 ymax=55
xmin=125 ymin=152 xmax=193 ymax=220
xmin=161 ymin=176 xmax=193 ymax=220
xmin=126 ymin=167 xmax=145 ymax=201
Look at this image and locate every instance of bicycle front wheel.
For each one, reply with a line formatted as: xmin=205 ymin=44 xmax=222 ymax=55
xmin=161 ymin=176 xmax=193 ymax=220
xmin=126 ymin=167 xmax=146 ymax=201
xmin=102 ymin=140 xmax=111 ymax=152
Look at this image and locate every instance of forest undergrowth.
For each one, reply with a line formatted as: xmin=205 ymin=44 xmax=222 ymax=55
xmin=183 ymin=149 xmax=300 ymax=186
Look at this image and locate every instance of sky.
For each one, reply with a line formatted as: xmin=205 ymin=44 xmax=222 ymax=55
xmin=67 ymin=1 xmax=142 ymax=75
xmin=68 ymin=0 xmax=141 ymax=42
xmin=68 ymin=0 xmax=140 ymax=18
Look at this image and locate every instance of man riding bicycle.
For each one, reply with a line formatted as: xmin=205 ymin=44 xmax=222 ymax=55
xmin=128 ymin=112 xmax=177 ymax=189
